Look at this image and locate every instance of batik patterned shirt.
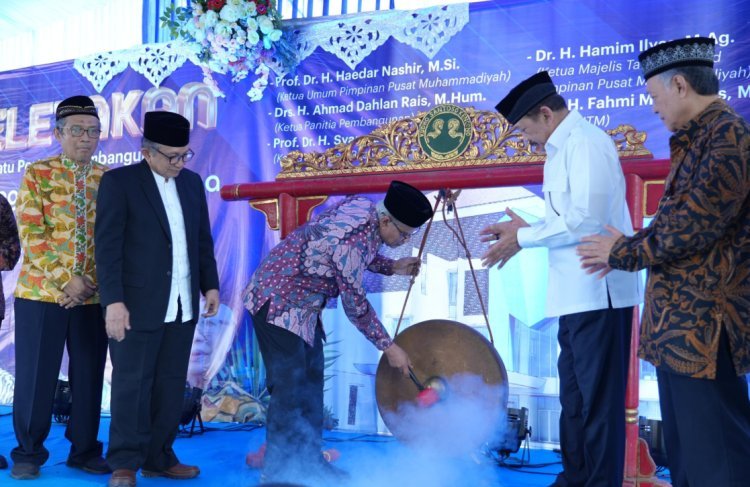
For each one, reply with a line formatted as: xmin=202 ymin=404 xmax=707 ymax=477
xmin=243 ymin=196 xmax=395 ymax=350
xmin=609 ymin=100 xmax=750 ymax=379
xmin=0 ymin=194 xmax=20 ymax=319
xmin=15 ymin=155 xmax=106 ymax=304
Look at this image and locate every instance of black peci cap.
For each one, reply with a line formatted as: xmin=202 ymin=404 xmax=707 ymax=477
xmin=495 ymin=71 xmax=557 ymax=125
xmin=383 ymin=181 xmax=433 ymax=228
xmin=143 ymin=111 xmax=190 ymax=147
xmin=56 ymin=95 xmax=98 ymax=121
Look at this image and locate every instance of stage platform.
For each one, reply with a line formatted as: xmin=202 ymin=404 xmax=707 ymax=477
xmin=0 ymin=405 xmax=671 ymax=486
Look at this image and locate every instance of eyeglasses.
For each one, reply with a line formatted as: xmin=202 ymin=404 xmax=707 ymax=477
xmin=65 ymin=125 xmax=102 ymax=138
xmin=390 ymin=219 xmax=419 ymax=241
xmin=152 ymin=147 xmax=195 ymax=165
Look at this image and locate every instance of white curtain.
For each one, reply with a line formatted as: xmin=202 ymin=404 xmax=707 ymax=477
xmin=0 ymin=0 xmax=142 ymax=73
xmin=277 ymin=0 xmax=473 ymax=19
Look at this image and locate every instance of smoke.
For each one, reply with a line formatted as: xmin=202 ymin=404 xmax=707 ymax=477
xmin=343 ymin=446 xmax=499 ymax=487
xmin=253 ymin=373 xmax=509 ymax=487
xmin=340 ymin=373 xmax=508 ymax=487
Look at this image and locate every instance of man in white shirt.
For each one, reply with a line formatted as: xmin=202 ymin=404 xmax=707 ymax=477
xmin=480 ymin=71 xmax=642 ymax=487
xmin=95 ymin=111 xmax=220 ymax=487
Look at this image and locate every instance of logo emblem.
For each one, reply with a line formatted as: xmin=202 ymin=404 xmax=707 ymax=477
xmin=418 ymin=104 xmax=472 ymax=161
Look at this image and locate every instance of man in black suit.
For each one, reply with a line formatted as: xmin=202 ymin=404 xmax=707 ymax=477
xmin=95 ymin=111 xmax=219 ymax=487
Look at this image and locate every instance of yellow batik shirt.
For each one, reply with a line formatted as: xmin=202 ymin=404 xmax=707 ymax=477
xmin=14 ymin=154 xmax=107 ymax=304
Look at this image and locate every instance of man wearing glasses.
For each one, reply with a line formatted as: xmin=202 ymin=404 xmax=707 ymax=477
xmin=95 ymin=111 xmax=219 ymax=487
xmin=11 ymin=96 xmax=110 ymax=480
xmin=242 ymin=180 xmax=432 ymax=485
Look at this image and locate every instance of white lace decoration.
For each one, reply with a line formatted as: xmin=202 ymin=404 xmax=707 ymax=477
xmin=290 ymin=4 xmax=468 ymax=69
xmin=74 ymin=41 xmax=192 ymax=92
xmin=393 ymin=6 xmax=468 ymax=58
xmin=73 ymin=51 xmax=129 ymax=93
xmin=74 ymin=4 xmax=468 ymax=100
xmin=128 ymin=42 xmax=188 ymax=88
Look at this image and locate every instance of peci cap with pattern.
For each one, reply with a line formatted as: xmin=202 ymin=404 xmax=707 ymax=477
xmin=55 ymin=95 xmax=98 ymax=121
xmin=638 ymin=37 xmax=716 ymax=80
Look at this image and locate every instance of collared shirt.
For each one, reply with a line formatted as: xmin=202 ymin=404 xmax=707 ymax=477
xmin=15 ymin=155 xmax=106 ymax=303
xmin=243 ymin=196 xmax=395 ymax=350
xmin=610 ymin=100 xmax=750 ymax=379
xmin=151 ymin=170 xmax=192 ymax=323
xmin=516 ymin=109 xmax=643 ymax=316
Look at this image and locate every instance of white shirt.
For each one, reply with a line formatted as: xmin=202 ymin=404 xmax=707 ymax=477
xmin=516 ymin=110 xmax=643 ymax=317
xmin=151 ymin=170 xmax=193 ymax=323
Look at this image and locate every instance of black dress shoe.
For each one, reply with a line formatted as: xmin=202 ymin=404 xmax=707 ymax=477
xmin=66 ymin=455 xmax=112 ymax=474
xmin=141 ymin=462 xmax=200 ymax=479
xmin=109 ymin=469 xmax=137 ymax=487
xmin=10 ymin=462 xmax=40 ymax=480
xmin=0 ymin=454 xmax=7 ymax=469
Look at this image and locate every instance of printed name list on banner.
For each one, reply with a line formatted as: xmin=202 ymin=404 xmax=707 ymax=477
xmin=259 ymin=1 xmax=750 ymax=166
xmin=530 ymin=32 xmax=740 ymax=128
xmin=264 ymin=55 xmax=512 ymax=163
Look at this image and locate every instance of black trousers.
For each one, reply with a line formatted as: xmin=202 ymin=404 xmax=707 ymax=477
xmin=555 ymin=304 xmax=633 ymax=487
xmin=11 ymin=298 xmax=107 ymax=466
xmin=250 ymin=303 xmax=325 ymax=482
xmin=656 ymin=329 xmax=750 ymax=487
xmin=106 ymin=319 xmax=196 ymax=471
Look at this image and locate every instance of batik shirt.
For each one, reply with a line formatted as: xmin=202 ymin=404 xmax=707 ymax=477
xmin=243 ymin=196 xmax=395 ymax=350
xmin=0 ymin=194 xmax=20 ymax=319
xmin=15 ymin=155 xmax=106 ymax=304
xmin=609 ymin=100 xmax=750 ymax=379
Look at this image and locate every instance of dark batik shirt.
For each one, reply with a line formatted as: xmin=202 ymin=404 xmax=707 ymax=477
xmin=609 ymin=100 xmax=750 ymax=379
xmin=243 ymin=196 xmax=395 ymax=350
xmin=0 ymin=194 xmax=21 ymax=321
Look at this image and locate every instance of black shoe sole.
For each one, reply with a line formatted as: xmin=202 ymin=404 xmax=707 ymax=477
xmin=141 ymin=470 xmax=200 ymax=479
xmin=66 ymin=461 xmax=112 ymax=475
xmin=10 ymin=471 xmax=40 ymax=480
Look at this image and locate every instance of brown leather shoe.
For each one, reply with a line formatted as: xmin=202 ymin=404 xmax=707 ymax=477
xmin=108 ymin=469 xmax=136 ymax=487
xmin=141 ymin=463 xmax=200 ymax=479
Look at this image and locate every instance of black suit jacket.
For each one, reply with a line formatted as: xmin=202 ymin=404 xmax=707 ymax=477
xmin=95 ymin=160 xmax=219 ymax=329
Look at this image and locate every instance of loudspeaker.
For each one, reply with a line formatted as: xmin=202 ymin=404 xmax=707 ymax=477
xmin=52 ymin=380 xmax=72 ymax=424
xmin=179 ymin=385 xmax=204 ymax=436
xmin=496 ymin=407 xmax=530 ymax=455
xmin=638 ymin=416 xmax=668 ymax=467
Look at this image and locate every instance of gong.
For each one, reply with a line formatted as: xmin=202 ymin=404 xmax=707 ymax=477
xmin=375 ymin=319 xmax=508 ymax=442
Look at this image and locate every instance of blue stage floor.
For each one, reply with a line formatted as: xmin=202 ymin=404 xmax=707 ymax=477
xmin=0 ymin=404 xmax=650 ymax=486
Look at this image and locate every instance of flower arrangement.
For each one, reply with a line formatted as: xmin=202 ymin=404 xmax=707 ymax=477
xmin=162 ymin=0 xmax=295 ymax=100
